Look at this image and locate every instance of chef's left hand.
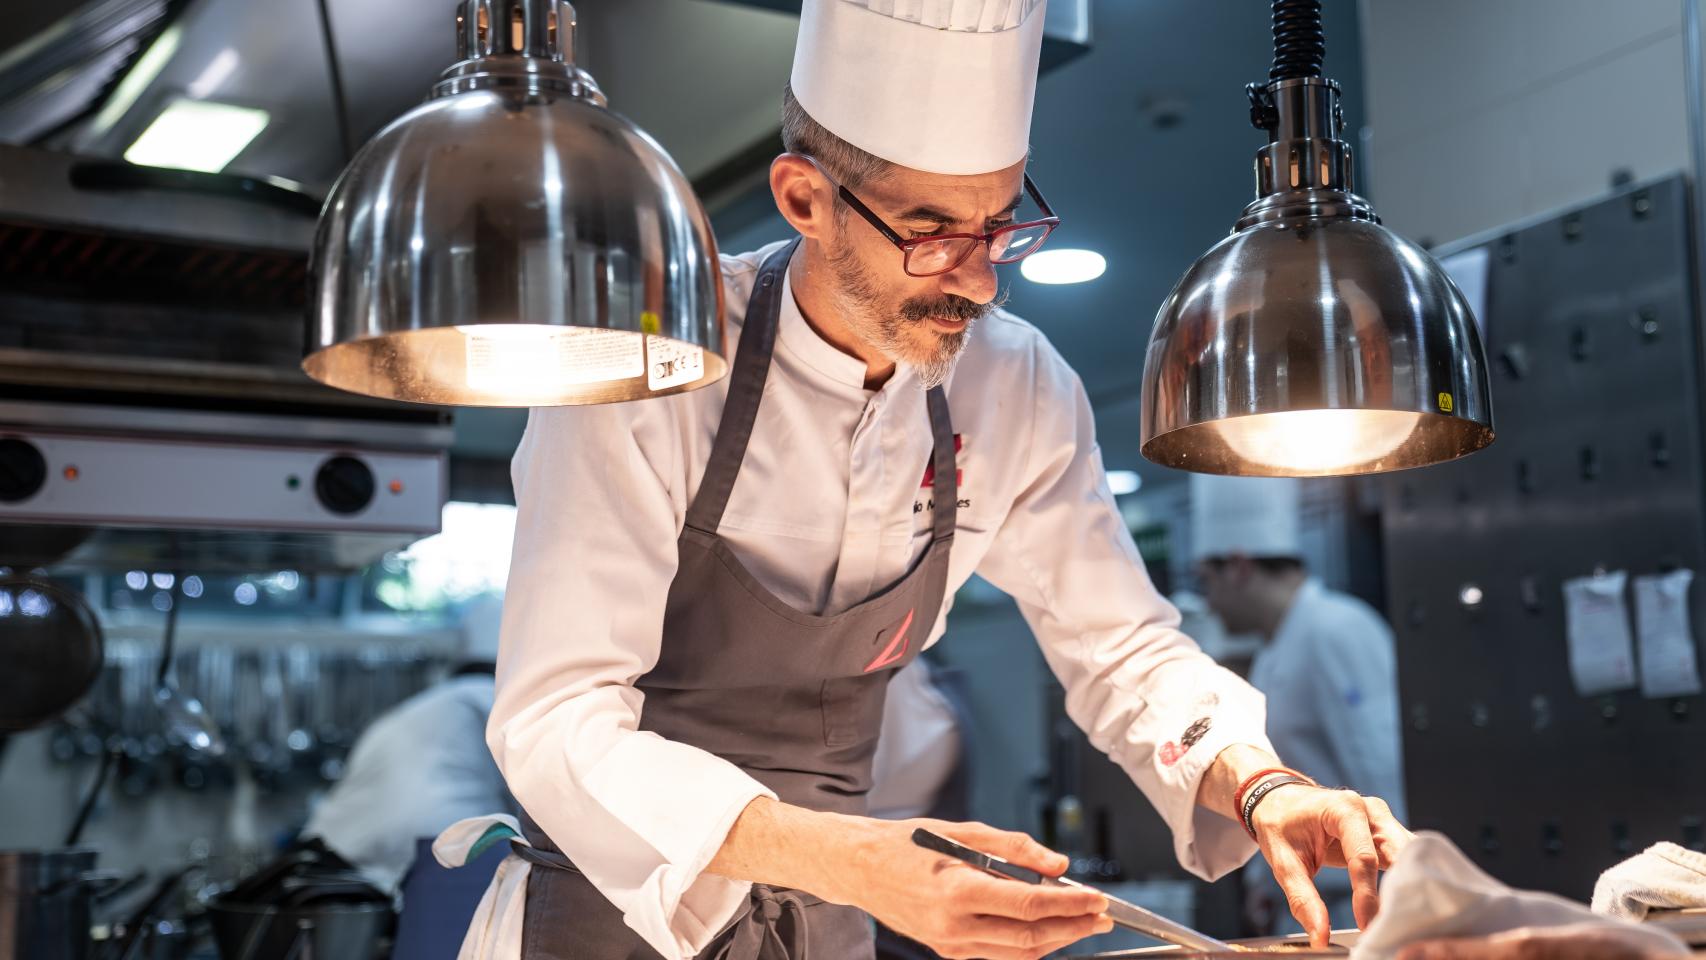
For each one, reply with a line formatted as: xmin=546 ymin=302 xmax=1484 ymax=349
xmin=1249 ymin=784 xmax=1412 ymax=947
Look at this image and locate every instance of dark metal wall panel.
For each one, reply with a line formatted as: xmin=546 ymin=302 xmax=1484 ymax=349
xmin=1383 ymin=174 xmax=1706 ymax=900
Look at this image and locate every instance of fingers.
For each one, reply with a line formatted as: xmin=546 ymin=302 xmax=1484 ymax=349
xmin=1364 ymin=796 xmax=1415 ymax=867
xmin=937 ymin=820 xmax=1070 ymax=877
xmin=954 ymin=869 xmax=1107 ymax=922
xmin=1264 ymin=841 xmax=1331 ymax=948
xmin=1326 ymin=793 xmax=1383 ymax=929
xmin=938 ymin=913 xmax=1113 ymax=960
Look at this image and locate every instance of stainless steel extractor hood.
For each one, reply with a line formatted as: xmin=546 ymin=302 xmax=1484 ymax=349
xmin=0 ymin=143 xmax=452 ymax=571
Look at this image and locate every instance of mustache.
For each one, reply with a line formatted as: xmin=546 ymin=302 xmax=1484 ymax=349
xmin=897 ymin=286 xmax=1008 ymax=324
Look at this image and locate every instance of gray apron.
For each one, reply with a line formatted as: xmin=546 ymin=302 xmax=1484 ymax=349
xmin=516 ymin=238 xmax=959 ymax=960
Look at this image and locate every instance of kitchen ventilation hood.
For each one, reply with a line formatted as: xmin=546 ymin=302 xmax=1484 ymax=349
xmin=0 ymin=144 xmax=451 ymax=572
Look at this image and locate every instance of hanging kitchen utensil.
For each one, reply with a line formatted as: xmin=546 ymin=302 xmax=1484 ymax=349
xmin=0 ymin=575 xmax=105 ymax=733
xmin=151 ymin=573 xmax=224 ymax=759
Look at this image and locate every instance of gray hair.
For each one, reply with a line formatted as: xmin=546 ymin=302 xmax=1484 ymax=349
xmin=780 ymin=84 xmax=893 ymax=191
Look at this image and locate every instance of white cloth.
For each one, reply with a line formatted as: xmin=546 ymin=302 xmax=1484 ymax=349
xmin=1593 ymin=842 xmax=1706 ymax=921
xmin=489 ymin=239 xmax=1275 ymax=959
xmin=790 ymin=0 xmax=1047 ymax=174
xmin=435 ymin=815 xmax=528 ymax=960
xmin=867 ymin=658 xmax=960 ymax=820
xmin=1352 ymin=832 xmax=1689 ymax=959
xmin=1189 ymin=475 xmax=1302 ymax=560
xmin=304 ymin=676 xmax=513 ymax=893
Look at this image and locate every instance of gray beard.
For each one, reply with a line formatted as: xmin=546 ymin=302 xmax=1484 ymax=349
xmin=825 ymin=238 xmax=998 ymax=389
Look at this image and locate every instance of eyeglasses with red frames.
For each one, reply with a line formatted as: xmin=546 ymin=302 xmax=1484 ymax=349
xmin=827 ymin=170 xmax=1062 ymax=278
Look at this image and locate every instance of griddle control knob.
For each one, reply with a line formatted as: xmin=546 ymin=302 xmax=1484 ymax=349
xmin=315 ymin=455 xmax=375 ymax=515
xmin=0 ymin=437 xmax=47 ymax=503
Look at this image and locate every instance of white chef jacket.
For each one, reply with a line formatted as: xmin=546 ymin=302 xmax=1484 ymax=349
xmin=490 ymin=239 xmax=1275 ymax=960
xmin=1248 ymin=580 xmax=1406 ymax=818
xmin=306 ymin=674 xmax=515 ymax=893
xmin=866 ymin=658 xmax=960 ymax=821
xmin=1243 ymin=579 xmax=1406 ymax=931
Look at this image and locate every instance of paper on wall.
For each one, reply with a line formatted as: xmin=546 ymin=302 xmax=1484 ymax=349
xmin=1633 ymin=569 xmax=1704 ymax=699
xmin=1440 ymin=246 xmax=1491 ymax=340
xmin=1562 ymin=571 xmax=1637 ymax=696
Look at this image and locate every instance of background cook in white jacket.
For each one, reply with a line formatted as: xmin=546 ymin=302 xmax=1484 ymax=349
xmin=1188 ymin=474 xmax=1407 ymax=934
xmin=305 ymin=594 xmax=516 ymax=893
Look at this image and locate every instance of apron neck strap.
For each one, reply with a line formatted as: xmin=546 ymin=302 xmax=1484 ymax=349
xmin=925 ymin=386 xmax=958 ymax=542
xmin=685 ymin=237 xmax=960 ymax=542
xmin=686 ymin=239 xmax=797 ymax=535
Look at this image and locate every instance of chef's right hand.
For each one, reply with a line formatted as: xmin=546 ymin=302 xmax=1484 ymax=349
xmin=834 ymin=818 xmax=1113 ymax=960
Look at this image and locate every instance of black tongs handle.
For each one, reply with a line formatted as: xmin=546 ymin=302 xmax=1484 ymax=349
xmin=912 ymin=828 xmax=1047 ymax=884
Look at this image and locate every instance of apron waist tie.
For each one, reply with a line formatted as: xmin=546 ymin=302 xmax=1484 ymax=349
xmin=713 ymin=885 xmax=811 ymax=960
xmin=512 ymin=841 xmax=814 ymax=960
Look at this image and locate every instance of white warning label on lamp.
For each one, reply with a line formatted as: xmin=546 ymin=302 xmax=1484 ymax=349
xmin=463 ymin=327 xmax=644 ymax=393
xmin=647 ymin=336 xmax=705 ymax=391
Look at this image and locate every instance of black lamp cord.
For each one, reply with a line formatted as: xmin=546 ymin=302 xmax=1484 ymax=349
xmin=64 ymin=744 xmax=116 ymax=847
xmin=1246 ymin=0 xmax=1326 ymax=131
xmin=67 ymin=575 xmax=132 ymax=847
xmin=313 ymin=0 xmax=355 ymax=164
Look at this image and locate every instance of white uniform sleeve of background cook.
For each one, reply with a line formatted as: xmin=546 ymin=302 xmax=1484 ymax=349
xmin=969 ymin=335 xmax=1275 ymax=881
xmin=489 ymin=400 xmax=776 ymax=960
xmin=1305 ymin=606 xmax=1408 ymax=822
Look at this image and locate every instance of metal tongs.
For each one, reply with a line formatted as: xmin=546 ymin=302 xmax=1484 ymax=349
xmin=911 ymin=829 xmax=1235 ymax=954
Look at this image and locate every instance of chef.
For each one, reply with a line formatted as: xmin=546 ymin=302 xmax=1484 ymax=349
xmin=482 ymin=1 xmax=1411 ymax=958
xmin=1189 ymin=475 xmax=1407 ymax=935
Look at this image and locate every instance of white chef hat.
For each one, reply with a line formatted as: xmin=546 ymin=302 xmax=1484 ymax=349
xmin=1189 ymin=474 xmax=1303 ymax=561
xmin=790 ymin=0 xmax=1048 ymax=175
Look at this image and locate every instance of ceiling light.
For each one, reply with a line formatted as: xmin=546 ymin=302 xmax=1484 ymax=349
xmin=1021 ymin=248 xmax=1106 ymax=285
xmin=1140 ymin=0 xmax=1493 ymax=477
xmin=123 ymin=99 xmax=268 ymax=173
xmin=1106 ymin=470 xmax=1143 ymax=496
xmin=186 ymin=49 xmax=241 ymax=99
xmin=303 ymin=0 xmax=725 ymax=407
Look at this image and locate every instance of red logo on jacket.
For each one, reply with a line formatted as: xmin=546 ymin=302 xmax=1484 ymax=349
xmin=920 ymin=434 xmax=964 ymax=489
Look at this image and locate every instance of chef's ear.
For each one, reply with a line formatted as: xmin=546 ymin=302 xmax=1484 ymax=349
xmin=770 ymin=154 xmax=836 ymax=241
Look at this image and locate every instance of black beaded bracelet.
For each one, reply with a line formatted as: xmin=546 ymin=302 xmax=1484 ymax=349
xmin=1240 ymin=774 xmax=1313 ymax=839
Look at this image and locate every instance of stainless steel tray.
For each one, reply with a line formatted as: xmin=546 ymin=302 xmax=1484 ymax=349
xmin=1064 ymin=931 xmax=1358 ymax=957
xmin=1647 ymin=908 xmax=1706 ymax=946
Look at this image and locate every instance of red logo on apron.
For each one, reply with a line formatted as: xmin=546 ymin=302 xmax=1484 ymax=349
xmin=863 ymin=609 xmax=914 ymax=673
xmin=920 ymin=434 xmax=964 ymax=488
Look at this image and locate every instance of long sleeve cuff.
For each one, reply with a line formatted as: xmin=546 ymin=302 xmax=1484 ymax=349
xmin=573 ymin=732 xmax=778 ymax=959
xmin=1164 ymin=724 xmax=1276 ymax=881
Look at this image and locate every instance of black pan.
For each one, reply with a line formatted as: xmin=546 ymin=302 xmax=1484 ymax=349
xmin=0 ymin=575 xmax=105 ymax=733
